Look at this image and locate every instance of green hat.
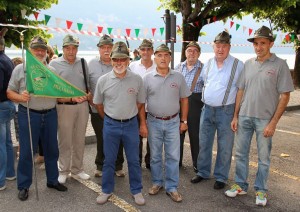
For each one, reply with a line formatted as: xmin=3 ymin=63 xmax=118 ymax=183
xmin=139 ymin=39 xmax=153 ymax=49
xmin=62 ymin=34 xmax=79 ymax=47
xmin=30 ymin=36 xmax=48 ymax=50
xmin=97 ymin=34 xmax=113 ymax=47
xmin=186 ymin=41 xmax=201 ymax=52
xmin=214 ymin=31 xmax=231 ymax=44
xmin=154 ymin=44 xmax=171 ymax=55
xmin=110 ymin=41 xmax=130 ymax=58
xmin=247 ymin=26 xmax=274 ymax=43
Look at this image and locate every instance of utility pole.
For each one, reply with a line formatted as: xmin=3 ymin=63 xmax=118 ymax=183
xmin=164 ymin=9 xmax=176 ymax=69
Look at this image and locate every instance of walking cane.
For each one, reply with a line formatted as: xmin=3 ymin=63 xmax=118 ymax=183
xmin=13 ymin=29 xmax=39 ymax=201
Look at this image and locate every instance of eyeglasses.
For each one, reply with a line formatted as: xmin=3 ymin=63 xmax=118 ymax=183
xmin=112 ymin=58 xmax=128 ymax=62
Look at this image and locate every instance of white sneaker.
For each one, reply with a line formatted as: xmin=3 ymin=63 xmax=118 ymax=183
xmin=96 ymin=193 xmax=112 ymax=204
xmin=256 ymin=191 xmax=267 ymax=206
xmin=225 ymin=184 xmax=247 ymax=197
xmin=6 ymin=176 xmax=16 ymax=181
xmin=58 ymin=174 xmax=67 ymax=184
xmin=115 ymin=170 xmax=125 ymax=177
xmin=76 ymin=171 xmax=90 ymax=180
xmin=0 ymin=185 xmax=6 ymax=191
xmin=133 ymin=193 xmax=145 ymax=205
xmin=94 ymin=170 xmax=102 ymax=177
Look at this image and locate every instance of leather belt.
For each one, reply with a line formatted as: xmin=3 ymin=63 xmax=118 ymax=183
xmin=57 ymin=102 xmax=78 ymax=105
xmin=19 ymin=104 xmax=55 ymax=114
xmin=105 ymin=113 xmax=136 ymax=123
xmin=149 ymin=112 xmax=178 ymax=120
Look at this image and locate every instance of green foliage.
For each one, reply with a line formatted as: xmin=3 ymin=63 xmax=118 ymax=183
xmin=0 ymin=0 xmax=58 ymax=48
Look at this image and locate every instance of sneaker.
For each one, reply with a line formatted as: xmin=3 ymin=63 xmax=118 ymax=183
xmin=0 ymin=185 xmax=6 ymax=191
xmin=94 ymin=170 xmax=102 ymax=177
xmin=148 ymin=185 xmax=163 ymax=195
xmin=256 ymin=191 xmax=267 ymax=206
xmin=6 ymin=176 xmax=16 ymax=181
xmin=115 ymin=170 xmax=125 ymax=177
xmin=96 ymin=193 xmax=112 ymax=204
xmin=76 ymin=171 xmax=91 ymax=180
xmin=58 ymin=174 xmax=67 ymax=184
xmin=133 ymin=193 xmax=145 ymax=205
xmin=225 ymin=184 xmax=247 ymax=197
xmin=166 ymin=191 xmax=183 ymax=202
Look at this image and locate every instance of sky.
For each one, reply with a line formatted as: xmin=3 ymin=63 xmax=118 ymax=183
xmin=37 ymin=0 xmax=294 ymax=54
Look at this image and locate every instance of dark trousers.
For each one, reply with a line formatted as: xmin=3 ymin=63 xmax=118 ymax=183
xmin=138 ymin=112 xmax=150 ymax=166
xmin=90 ymin=112 xmax=124 ymax=171
xmin=180 ymin=93 xmax=203 ymax=168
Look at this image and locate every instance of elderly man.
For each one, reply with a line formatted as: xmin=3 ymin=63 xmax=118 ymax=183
xmin=225 ymin=26 xmax=294 ymax=206
xmin=0 ymin=28 xmax=16 ymax=191
xmin=94 ymin=41 xmax=147 ymax=206
xmin=88 ymin=35 xmax=125 ymax=178
xmin=129 ymin=39 xmax=156 ymax=169
xmin=50 ymin=34 xmax=90 ymax=184
xmin=175 ymin=41 xmax=204 ymax=171
xmin=144 ymin=44 xmax=191 ymax=202
xmin=191 ymin=31 xmax=244 ymax=190
xmin=7 ymin=36 xmax=67 ymax=201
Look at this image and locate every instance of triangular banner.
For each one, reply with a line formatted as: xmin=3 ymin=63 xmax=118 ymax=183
xmin=44 ymin=15 xmax=51 ymax=26
xmin=248 ymin=28 xmax=253 ymax=35
xmin=213 ymin=16 xmax=217 ymax=22
xmin=135 ymin=29 xmax=140 ymax=37
xmin=242 ymin=26 xmax=246 ymax=33
xmin=273 ymin=34 xmax=277 ymax=41
xmin=230 ymin=21 xmax=234 ymax=28
xmin=77 ymin=23 xmax=83 ymax=31
xmin=143 ymin=28 xmax=148 ymax=37
xmin=66 ymin=20 xmax=73 ymax=29
xmin=125 ymin=29 xmax=131 ymax=37
xmin=107 ymin=27 xmax=113 ymax=35
xmin=194 ymin=21 xmax=199 ymax=27
xmin=291 ymin=34 xmax=295 ymax=42
xmin=55 ymin=18 xmax=62 ymax=27
xmin=88 ymin=24 xmax=93 ymax=32
xmin=285 ymin=34 xmax=291 ymax=42
xmin=34 ymin=12 xmax=39 ymax=20
xmin=117 ymin=28 xmax=122 ymax=36
xmin=236 ymin=24 xmax=240 ymax=31
xmin=21 ymin=9 xmax=27 ymax=18
xmin=151 ymin=28 xmax=156 ymax=36
xmin=97 ymin=26 xmax=103 ymax=33
xmin=159 ymin=27 xmax=164 ymax=36
xmin=207 ymin=18 xmax=211 ymax=24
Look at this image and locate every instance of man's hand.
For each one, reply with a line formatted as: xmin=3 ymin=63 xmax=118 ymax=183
xmin=20 ymin=90 xmax=30 ymax=102
xmin=72 ymin=96 xmax=88 ymax=103
xmin=231 ymin=117 xmax=238 ymax=132
xmin=139 ymin=124 xmax=148 ymax=138
xmin=263 ymin=121 xmax=276 ymax=137
xmin=180 ymin=123 xmax=188 ymax=134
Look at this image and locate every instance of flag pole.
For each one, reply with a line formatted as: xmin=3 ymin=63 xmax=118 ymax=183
xmin=13 ymin=29 xmax=39 ymax=201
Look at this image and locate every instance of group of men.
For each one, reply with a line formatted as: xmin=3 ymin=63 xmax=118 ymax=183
xmin=0 ymin=25 xmax=294 ymax=207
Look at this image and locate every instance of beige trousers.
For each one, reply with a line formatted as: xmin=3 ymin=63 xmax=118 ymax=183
xmin=57 ymin=102 xmax=89 ymax=175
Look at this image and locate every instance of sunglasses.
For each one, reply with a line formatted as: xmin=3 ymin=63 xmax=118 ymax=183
xmin=112 ymin=58 xmax=128 ymax=62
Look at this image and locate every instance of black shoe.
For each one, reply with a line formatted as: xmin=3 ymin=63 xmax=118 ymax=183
xmin=193 ymin=166 xmax=198 ymax=173
xmin=214 ymin=181 xmax=225 ymax=190
xmin=47 ymin=182 xmax=68 ymax=192
xmin=146 ymin=164 xmax=151 ymax=170
xmin=18 ymin=188 xmax=29 ymax=201
xmin=191 ymin=175 xmax=204 ymax=184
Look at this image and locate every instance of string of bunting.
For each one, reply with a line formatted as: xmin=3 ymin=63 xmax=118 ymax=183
xmin=0 ymin=23 xmax=293 ymax=48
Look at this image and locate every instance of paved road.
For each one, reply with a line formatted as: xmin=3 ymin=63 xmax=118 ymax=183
xmin=2 ymin=110 xmax=300 ymax=211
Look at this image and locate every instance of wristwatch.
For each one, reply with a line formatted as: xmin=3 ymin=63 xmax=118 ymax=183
xmin=180 ymin=120 xmax=187 ymax=124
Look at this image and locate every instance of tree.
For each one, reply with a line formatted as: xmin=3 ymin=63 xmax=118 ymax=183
xmin=159 ymin=0 xmax=297 ymax=61
xmin=0 ymin=0 xmax=58 ymax=48
xmin=251 ymin=1 xmax=300 ymax=87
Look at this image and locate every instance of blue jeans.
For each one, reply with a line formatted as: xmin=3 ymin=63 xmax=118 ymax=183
xmin=197 ymin=104 xmax=235 ymax=182
xmin=147 ymin=114 xmax=180 ymax=192
xmin=17 ymin=105 xmax=59 ymax=190
xmin=102 ymin=115 xmax=142 ymax=195
xmin=0 ymin=100 xmax=16 ymax=187
xmin=234 ymin=116 xmax=272 ymax=192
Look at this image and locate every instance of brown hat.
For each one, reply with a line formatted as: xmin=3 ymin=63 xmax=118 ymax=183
xmin=154 ymin=44 xmax=171 ymax=55
xmin=214 ymin=31 xmax=231 ymax=44
xmin=62 ymin=34 xmax=79 ymax=47
xmin=110 ymin=41 xmax=130 ymax=58
xmin=97 ymin=34 xmax=113 ymax=47
xmin=30 ymin=36 xmax=48 ymax=50
xmin=247 ymin=26 xmax=274 ymax=42
xmin=139 ymin=39 xmax=153 ymax=49
xmin=186 ymin=41 xmax=201 ymax=52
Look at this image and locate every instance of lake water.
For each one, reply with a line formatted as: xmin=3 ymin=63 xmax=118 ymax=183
xmin=6 ymin=50 xmax=296 ymax=69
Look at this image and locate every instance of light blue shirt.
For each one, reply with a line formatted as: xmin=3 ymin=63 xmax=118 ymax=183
xmin=201 ymin=54 xmax=244 ymax=107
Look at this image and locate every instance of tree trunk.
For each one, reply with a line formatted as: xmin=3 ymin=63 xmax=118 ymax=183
xmin=293 ymin=46 xmax=300 ymax=88
xmin=181 ymin=20 xmax=202 ymax=62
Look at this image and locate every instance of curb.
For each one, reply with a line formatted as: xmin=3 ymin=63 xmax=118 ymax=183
xmin=285 ymin=105 xmax=300 ymax=111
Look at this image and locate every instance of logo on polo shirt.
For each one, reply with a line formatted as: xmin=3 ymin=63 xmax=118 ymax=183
xmin=266 ymin=69 xmax=276 ymax=76
xmin=127 ymin=88 xmax=136 ymax=94
xmin=170 ymin=82 xmax=178 ymax=89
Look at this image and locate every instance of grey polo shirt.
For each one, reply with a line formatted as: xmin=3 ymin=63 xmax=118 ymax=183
xmin=143 ymin=69 xmax=191 ymax=117
xmin=88 ymin=57 xmax=112 ymax=113
xmin=8 ymin=64 xmax=57 ymax=110
xmin=49 ymin=56 xmax=89 ymax=92
xmin=237 ymin=54 xmax=294 ymax=119
xmin=93 ymin=69 xmax=145 ymax=119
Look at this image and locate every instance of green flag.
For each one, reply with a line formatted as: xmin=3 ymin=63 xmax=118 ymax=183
xmin=26 ymin=50 xmax=86 ymax=98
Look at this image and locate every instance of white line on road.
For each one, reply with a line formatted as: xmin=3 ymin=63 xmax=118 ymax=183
xmin=276 ymin=129 xmax=300 ymax=136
